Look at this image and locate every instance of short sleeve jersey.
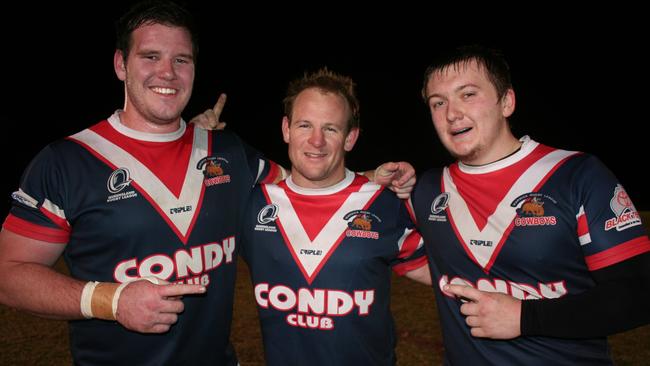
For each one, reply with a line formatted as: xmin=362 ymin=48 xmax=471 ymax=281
xmin=411 ymin=136 xmax=650 ymax=365
xmin=241 ymin=170 xmax=427 ymax=365
xmin=3 ymin=112 xmax=277 ymax=366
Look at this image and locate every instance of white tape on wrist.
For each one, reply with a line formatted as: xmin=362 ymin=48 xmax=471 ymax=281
xmin=110 ymin=282 xmax=131 ymax=320
xmin=80 ymin=281 xmax=99 ymax=319
xmin=111 ymin=276 xmax=161 ymax=319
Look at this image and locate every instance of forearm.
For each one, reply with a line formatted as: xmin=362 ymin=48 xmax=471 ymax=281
xmin=521 ymin=252 xmax=650 ymax=338
xmin=404 ymin=263 xmax=432 ymax=286
xmin=0 ymin=261 xmax=85 ymax=320
xmin=361 ymin=169 xmax=375 ymax=181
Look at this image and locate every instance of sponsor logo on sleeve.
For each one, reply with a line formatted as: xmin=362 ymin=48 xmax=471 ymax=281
xmin=11 ymin=189 xmax=39 ymax=209
xmin=604 ymin=184 xmax=641 ymax=231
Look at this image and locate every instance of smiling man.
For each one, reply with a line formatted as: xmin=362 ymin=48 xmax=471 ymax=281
xmin=0 ymin=1 xmax=284 ymax=365
xmin=239 ymin=68 xmax=430 ymax=365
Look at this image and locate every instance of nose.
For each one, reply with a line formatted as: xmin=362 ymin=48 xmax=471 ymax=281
xmin=446 ymin=101 xmax=463 ymax=122
xmin=308 ymin=129 xmax=325 ymax=147
xmin=157 ymin=59 xmax=176 ymax=80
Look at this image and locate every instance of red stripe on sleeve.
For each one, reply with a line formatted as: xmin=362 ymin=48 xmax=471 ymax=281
xmin=393 ymin=256 xmax=428 ymax=276
xmin=584 ymin=236 xmax=650 ymax=271
xmin=398 ymin=231 xmax=423 ymax=259
xmin=2 ymin=214 xmax=70 ymax=244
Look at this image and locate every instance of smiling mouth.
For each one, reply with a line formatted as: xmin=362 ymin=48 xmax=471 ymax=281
xmin=451 ymin=127 xmax=472 ymax=136
xmin=305 ymin=152 xmax=326 ymax=158
xmin=151 ymin=87 xmax=177 ymax=95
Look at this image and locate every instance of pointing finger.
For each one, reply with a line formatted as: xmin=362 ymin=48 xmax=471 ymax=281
xmin=213 ymin=93 xmax=227 ymax=117
xmin=444 ymin=284 xmax=481 ymax=302
xmin=158 ymin=284 xmax=206 ymax=297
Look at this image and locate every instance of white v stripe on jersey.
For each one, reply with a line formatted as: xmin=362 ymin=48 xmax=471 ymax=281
xmin=444 ymin=149 xmax=579 ymax=270
xmin=70 ymin=128 xmax=208 ymax=242
xmin=264 ymin=182 xmax=380 ymax=284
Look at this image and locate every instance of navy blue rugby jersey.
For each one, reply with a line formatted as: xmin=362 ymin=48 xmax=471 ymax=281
xmin=3 ymin=112 xmax=279 ymax=366
xmin=411 ymin=136 xmax=650 ymax=365
xmin=240 ymin=170 xmax=427 ymax=366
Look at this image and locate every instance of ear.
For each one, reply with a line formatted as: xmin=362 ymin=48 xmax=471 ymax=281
xmin=501 ymin=88 xmax=516 ymax=118
xmin=282 ymin=116 xmax=291 ymax=144
xmin=343 ymin=127 xmax=360 ymax=152
xmin=114 ymin=50 xmax=127 ymax=81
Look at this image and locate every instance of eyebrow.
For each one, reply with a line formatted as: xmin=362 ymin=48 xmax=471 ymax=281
xmin=136 ymin=49 xmax=194 ymax=61
xmin=176 ymin=52 xmax=194 ymax=60
xmin=293 ymin=120 xmax=343 ymax=130
xmin=425 ymin=83 xmax=480 ymax=103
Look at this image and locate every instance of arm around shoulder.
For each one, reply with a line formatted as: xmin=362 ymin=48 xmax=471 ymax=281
xmin=366 ymin=162 xmax=416 ymax=199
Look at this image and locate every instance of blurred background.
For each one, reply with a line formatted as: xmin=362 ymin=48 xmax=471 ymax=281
xmin=2 ymin=2 xmax=647 ymax=214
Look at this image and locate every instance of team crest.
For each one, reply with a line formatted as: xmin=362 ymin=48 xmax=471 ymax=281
xmin=604 ymin=184 xmax=641 ymax=231
xmin=429 ymin=193 xmax=449 ymax=222
xmin=255 ymin=204 xmax=279 ymax=232
xmin=106 ymin=168 xmax=138 ymax=203
xmin=344 ymin=210 xmax=380 ymax=239
xmin=512 ymin=193 xmax=557 ymax=226
xmin=198 ymin=156 xmax=231 ymax=187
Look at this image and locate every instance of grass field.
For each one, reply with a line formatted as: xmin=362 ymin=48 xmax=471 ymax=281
xmin=2 ymin=214 xmax=649 ymax=365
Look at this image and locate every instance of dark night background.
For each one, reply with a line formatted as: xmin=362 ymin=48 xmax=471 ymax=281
xmin=2 ymin=3 xmax=647 ymax=217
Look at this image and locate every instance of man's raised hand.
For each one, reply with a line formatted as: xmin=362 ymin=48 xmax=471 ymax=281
xmin=190 ymin=93 xmax=227 ymax=130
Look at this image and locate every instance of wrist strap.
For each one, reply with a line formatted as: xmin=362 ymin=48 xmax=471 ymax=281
xmin=80 ymin=281 xmax=98 ymax=319
xmin=80 ymin=277 xmax=161 ymax=320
